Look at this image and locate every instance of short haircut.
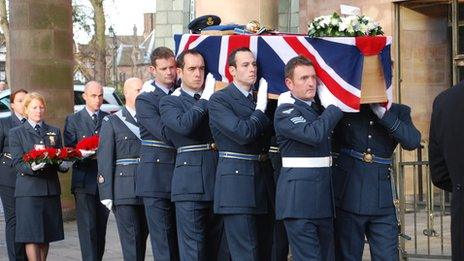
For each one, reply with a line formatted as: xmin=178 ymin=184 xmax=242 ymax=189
xmin=227 ymin=47 xmax=253 ymax=68
xmin=23 ymin=92 xmax=46 ymax=115
xmin=176 ymin=49 xmax=203 ymax=69
xmin=10 ymin=89 xmax=28 ymax=103
xmin=285 ymin=55 xmax=314 ymax=80
xmin=150 ymin=47 xmax=175 ymax=67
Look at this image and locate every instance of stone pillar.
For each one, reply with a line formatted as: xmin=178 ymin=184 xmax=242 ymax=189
xmin=155 ymin=0 xmax=191 ymax=50
xmin=278 ymin=0 xmax=300 ymax=33
xmin=9 ymin=0 xmax=75 ymax=214
xmin=195 ymin=0 xmax=279 ymax=29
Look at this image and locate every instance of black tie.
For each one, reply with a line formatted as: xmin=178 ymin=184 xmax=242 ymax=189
xmin=34 ymin=124 xmax=41 ymax=135
xmin=247 ymin=93 xmax=255 ymax=104
xmin=194 ymin=93 xmax=201 ymax=100
xmin=311 ymin=102 xmax=322 ymax=114
xmin=91 ymin=114 xmax=98 ymax=126
xmin=168 ymin=89 xmax=174 ymax=95
xmin=20 ymin=118 xmax=26 ymax=124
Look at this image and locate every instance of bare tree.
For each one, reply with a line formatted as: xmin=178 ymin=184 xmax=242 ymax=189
xmin=89 ymin=0 xmax=106 ymax=85
xmin=0 ymin=0 xmax=9 ymax=83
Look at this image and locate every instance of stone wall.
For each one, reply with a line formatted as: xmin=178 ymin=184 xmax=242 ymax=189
xmin=154 ymin=0 xmax=191 ymax=50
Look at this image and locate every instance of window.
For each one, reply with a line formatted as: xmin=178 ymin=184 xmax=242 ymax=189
xmin=0 ymin=96 xmax=10 ymax=112
xmin=74 ymin=91 xmax=85 ymax=105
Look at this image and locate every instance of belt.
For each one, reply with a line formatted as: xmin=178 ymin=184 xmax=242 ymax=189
xmin=218 ymin=151 xmax=268 ymax=161
xmin=141 ymin=139 xmax=174 ymax=150
xmin=282 ymin=156 xmax=332 ymax=168
xmin=269 ymin=146 xmax=280 ymax=153
xmin=2 ymin=153 xmax=11 ymax=159
xmin=340 ymin=149 xmax=392 ymax=165
xmin=115 ymin=158 xmax=140 ymax=165
xmin=177 ymin=143 xmax=216 ymax=153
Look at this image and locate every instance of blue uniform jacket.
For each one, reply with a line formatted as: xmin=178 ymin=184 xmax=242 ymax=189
xmin=97 ymin=107 xmax=142 ymax=205
xmin=332 ymin=104 xmax=421 ymax=215
xmin=160 ymin=90 xmax=217 ymax=202
xmin=274 ymin=99 xmax=343 ymax=219
xmin=64 ymin=108 xmax=108 ymax=194
xmin=209 ymin=84 xmax=273 ymax=214
xmin=0 ymin=114 xmax=23 ymax=188
xmin=135 ymin=86 xmax=176 ymax=198
xmin=9 ymin=122 xmax=65 ymax=197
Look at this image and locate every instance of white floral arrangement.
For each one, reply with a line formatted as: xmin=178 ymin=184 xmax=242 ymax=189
xmin=308 ymin=12 xmax=384 ymax=37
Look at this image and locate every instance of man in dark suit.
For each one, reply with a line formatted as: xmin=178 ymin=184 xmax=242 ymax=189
xmin=159 ymin=50 xmax=223 ymax=261
xmin=135 ymin=47 xmax=179 ymax=260
xmin=274 ymin=56 xmax=343 ymax=261
xmin=98 ymin=78 xmax=148 ymax=261
xmin=429 ymin=81 xmax=464 ymax=261
xmin=208 ymin=47 xmax=275 ymax=260
xmin=0 ymin=89 xmax=28 ymax=261
xmin=332 ymin=95 xmax=421 ymax=258
xmin=64 ymin=81 xmax=110 ymax=261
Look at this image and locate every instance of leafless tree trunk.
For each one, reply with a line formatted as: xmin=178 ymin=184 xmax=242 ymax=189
xmin=89 ymin=0 xmax=106 ymax=85
xmin=0 ymin=0 xmax=10 ymax=84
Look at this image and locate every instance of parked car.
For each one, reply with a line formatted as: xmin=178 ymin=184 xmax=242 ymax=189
xmin=0 ymin=85 xmax=123 ymax=118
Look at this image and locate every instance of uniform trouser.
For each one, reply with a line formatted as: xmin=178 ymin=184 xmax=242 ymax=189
xmin=272 ymin=219 xmax=289 ymax=261
xmin=222 ymin=214 xmax=274 ymax=261
xmin=284 ymin=218 xmax=334 ymax=261
xmin=0 ymin=185 xmax=26 ymax=261
xmin=113 ymin=204 xmax=149 ymax=261
xmin=175 ymin=201 xmax=225 ymax=261
xmin=334 ymin=208 xmax=399 ymax=261
xmin=74 ymin=192 xmax=110 ymax=261
xmin=142 ymin=197 xmax=179 ymax=261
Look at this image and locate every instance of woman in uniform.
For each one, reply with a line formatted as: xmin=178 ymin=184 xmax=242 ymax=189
xmin=9 ymin=92 xmax=68 ymax=261
xmin=0 ymin=89 xmax=28 ymax=260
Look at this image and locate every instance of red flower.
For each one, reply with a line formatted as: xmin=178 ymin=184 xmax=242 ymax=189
xmin=76 ymin=135 xmax=99 ymax=151
xmin=59 ymin=147 xmax=82 ymax=161
xmin=23 ymin=147 xmax=61 ymax=165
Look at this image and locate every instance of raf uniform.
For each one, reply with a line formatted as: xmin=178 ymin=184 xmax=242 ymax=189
xmin=64 ymin=108 xmax=110 ymax=261
xmin=209 ymin=84 xmax=275 ymax=261
xmin=0 ymin=114 xmax=26 ymax=260
xmin=135 ymin=80 xmax=179 ymax=261
xmin=10 ymin=121 xmax=66 ymax=243
xmin=332 ymin=104 xmax=421 ymax=261
xmin=98 ymin=107 xmax=148 ymax=261
xmin=160 ymin=89 xmax=223 ymax=261
xmin=274 ymin=96 xmax=342 ymax=261
xmin=267 ymin=100 xmax=289 ymax=261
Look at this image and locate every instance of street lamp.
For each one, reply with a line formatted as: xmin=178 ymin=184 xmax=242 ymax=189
xmin=108 ymin=26 xmax=118 ymax=87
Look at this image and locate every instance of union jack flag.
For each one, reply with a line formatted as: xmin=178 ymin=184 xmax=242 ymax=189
xmin=174 ymin=34 xmax=393 ymax=112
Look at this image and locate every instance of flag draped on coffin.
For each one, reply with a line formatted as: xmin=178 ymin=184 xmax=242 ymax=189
xmin=174 ymin=34 xmax=393 ymax=112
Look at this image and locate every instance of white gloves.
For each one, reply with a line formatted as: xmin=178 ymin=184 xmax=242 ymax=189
xmin=59 ymin=161 xmax=70 ymax=172
xmin=31 ymin=162 xmax=46 ymax=171
xmin=370 ymin=104 xmax=386 ymax=119
xmin=171 ymin=88 xmax=181 ymax=97
xmin=101 ymin=199 xmax=113 ymax=211
xmin=201 ymin=73 xmax=215 ymax=101
xmin=255 ymin=78 xmax=268 ymax=112
xmin=79 ymin=149 xmax=96 ymax=159
xmin=277 ymin=91 xmax=295 ymax=106
xmin=318 ymin=81 xmax=338 ymax=108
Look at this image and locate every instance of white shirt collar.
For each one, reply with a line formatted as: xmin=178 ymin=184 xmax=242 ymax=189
xmin=14 ymin=112 xmax=25 ymax=122
xmin=181 ymin=84 xmax=202 ymax=98
xmin=293 ymin=95 xmax=313 ymax=107
xmin=154 ymin=80 xmax=174 ymax=95
xmin=28 ymin=119 xmax=43 ymax=128
xmin=85 ymin=106 xmax=99 ymax=117
xmin=233 ymin=82 xmax=253 ymax=97
xmin=125 ymin=106 xmax=137 ymax=119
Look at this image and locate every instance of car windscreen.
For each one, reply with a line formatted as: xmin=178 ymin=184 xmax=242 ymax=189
xmin=0 ymin=96 xmax=10 ymax=112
